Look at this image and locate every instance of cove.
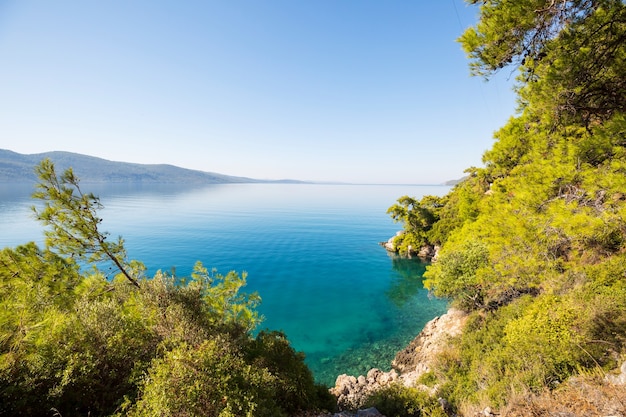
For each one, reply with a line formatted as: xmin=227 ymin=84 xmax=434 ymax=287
xmin=0 ymin=182 xmax=449 ymax=386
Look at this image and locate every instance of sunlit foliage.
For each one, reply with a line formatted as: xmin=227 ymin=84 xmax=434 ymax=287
xmin=388 ymin=0 xmax=626 ymax=412
xmin=0 ymin=161 xmax=332 ymax=416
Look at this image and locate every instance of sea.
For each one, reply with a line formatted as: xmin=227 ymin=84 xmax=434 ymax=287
xmin=0 ymin=182 xmax=450 ymax=386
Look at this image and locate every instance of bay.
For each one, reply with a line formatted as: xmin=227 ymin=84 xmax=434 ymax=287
xmin=0 ymin=182 xmax=449 ymax=385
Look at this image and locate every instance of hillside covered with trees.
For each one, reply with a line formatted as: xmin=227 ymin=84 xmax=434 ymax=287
xmin=1 ymin=0 xmax=625 ymax=416
xmin=385 ymin=0 xmax=626 ymax=414
xmin=0 ymin=149 xmax=306 ymax=184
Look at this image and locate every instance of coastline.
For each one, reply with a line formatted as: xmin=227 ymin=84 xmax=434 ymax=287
xmin=379 ymin=231 xmax=440 ymax=260
xmin=320 ymin=235 xmax=460 ymax=413
xmin=330 ymin=308 xmax=468 ymax=411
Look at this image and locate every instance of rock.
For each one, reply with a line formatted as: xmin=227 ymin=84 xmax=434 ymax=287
xmin=356 ymin=407 xmax=385 ymax=416
xmin=366 ymin=368 xmax=382 ymax=385
xmin=438 ymin=397 xmax=454 ymax=416
xmin=326 ymin=408 xmax=386 ymax=417
xmin=377 ymin=370 xmax=397 ymax=385
xmin=331 ymin=368 xmax=397 ymax=411
xmin=432 ymin=245 xmax=441 ymax=261
xmin=605 ymin=361 xmax=626 ymax=385
xmin=417 ymin=245 xmax=435 ymax=258
xmin=330 ymin=309 xmax=468 ymax=411
xmin=392 ymin=308 xmax=468 ymax=382
xmin=380 ymin=231 xmax=441 ymax=261
xmin=381 ymin=231 xmax=403 ymax=252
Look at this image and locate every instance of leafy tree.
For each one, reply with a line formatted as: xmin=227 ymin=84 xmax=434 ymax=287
xmin=423 ymin=240 xmax=490 ymax=310
xmin=386 ymin=195 xmax=450 ymax=254
xmin=363 ymin=383 xmax=447 ymax=417
xmin=32 ymin=159 xmax=140 ymax=287
xmin=459 ymin=0 xmax=616 ymax=77
xmin=0 ymin=160 xmax=331 ymax=416
xmin=387 ymin=196 xmax=439 ymax=248
xmin=461 ymin=0 xmax=626 ymax=125
xmin=517 ymin=2 xmax=626 ymax=126
xmin=385 ymin=0 xmax=626 ymax=412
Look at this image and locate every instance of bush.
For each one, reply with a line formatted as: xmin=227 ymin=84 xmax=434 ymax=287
xmin=127 ymin=338 xmax=277 ymax=417
xmin=1 ymin=162 xmax=335 ymax=416
xmin=363 ymin=384 xmax=447 ymax=417
xmin=245 ymin=330 xmax=336 ymax=414
xmin=423 ymin=240 xmax=490 ymax=310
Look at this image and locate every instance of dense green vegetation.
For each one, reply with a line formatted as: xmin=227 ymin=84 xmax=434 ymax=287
xmin=2 ymin=1 xmax=624 ymax=416
xmin=386 ymin=0 xmax=626 ymax=413
xmin=0 ymin=161 xmax=333 ymax=416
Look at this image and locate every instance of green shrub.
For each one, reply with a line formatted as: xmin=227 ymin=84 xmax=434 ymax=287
xmin=363 ymin=384 xmax=447 ymax=417
xmin=423 ymin=240 xmax=490 ymax=310
xmin=127 ymin=338 xmax=275 ymax=417
xmin=245 ymin=330 xmax=335 ymax=414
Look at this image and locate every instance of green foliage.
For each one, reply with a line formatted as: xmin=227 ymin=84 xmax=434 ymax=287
xmin=437 ymin=278 xmax=626 ymax=408
xmin=0 ymin=160 xmax=331 ymax=416
xmin=427 ymin=171 xmax=489 ymax=246
xmin=387 ymin=196 xmax=440 ymax=253
xmin=459 ymin=0 xmax=616 ymax=77
xmin=423 ymin=240 xmax=489 ymax=310
xmin=128 ymin=338 xmax=275 ymax=417
xmin=385 ymin=178 xmax=490 ymax=253
xmin=32 ymin=158 xmax=140 ymax=287
xmin=128 ymin=330 xmax=334 ymax=417
xmin=245 ymin=330 xmax=336 ymax=414
xmin=516 ymin=3 xmax=626 ymax=126
xmin=0 ymin=259 xmax=269 ymax=416
xmin=363 ymin=384 xmax=447 ymax=417
xmin=188 ymin=262 xmax=262 ymax=333
xmin=482 ymin=114 xmax=536 ymax=178
xmin=422 ymin=109 xmax=626 ymax=406
xmin=384 ymin=1 xmax=626 ymax=412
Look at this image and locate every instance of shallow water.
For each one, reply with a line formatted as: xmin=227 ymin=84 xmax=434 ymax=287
xmin=0 ymin=182 xmax=449 ymax=385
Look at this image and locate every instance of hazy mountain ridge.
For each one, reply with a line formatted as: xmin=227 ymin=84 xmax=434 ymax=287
xmin=0 ymin=149 xmax=303 ymax=184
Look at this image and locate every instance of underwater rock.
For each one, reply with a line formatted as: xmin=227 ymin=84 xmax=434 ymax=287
xmin=330 ymin=309 xmax=468 ymax=410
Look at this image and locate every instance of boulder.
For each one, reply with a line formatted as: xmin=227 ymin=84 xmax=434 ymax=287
xmin=330 ymin=369 xmax=398 ymax=410
xmin=392 ymin=308 xmax=468 ymax=379
xmin=606 ymin=361 xmax=626 ymax=385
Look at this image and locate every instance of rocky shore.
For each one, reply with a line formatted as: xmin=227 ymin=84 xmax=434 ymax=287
xmin=380 ymin=231 xmax=440 ymax=260
xmin=320 ymin=308 xmax=626 ymax=417
xmin=305 ymin=233 xmax=456 ymax=417
xmin=329 ymin=308 xmax=468 ymax=411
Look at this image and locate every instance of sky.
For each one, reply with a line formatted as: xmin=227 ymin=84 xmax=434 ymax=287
xmin=0 ymin=1 xmax=519 ymax=184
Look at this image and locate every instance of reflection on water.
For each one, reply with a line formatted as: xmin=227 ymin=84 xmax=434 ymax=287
xmin=0 ymin=182 xmax=451 ymax=385
xmin=387 ymin=254 xmax=429 ymax=307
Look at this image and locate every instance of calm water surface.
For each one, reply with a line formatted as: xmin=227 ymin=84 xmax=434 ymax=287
xmin=0 ymin=182 xmax=449 ymax=385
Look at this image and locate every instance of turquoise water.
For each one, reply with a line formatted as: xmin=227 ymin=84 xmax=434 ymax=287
xmin=0 ymin=182 xmax=449 ymax=385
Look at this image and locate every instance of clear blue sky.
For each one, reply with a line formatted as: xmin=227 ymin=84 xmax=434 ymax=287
xmin=0 ymin=1 xmax=518 ymax=184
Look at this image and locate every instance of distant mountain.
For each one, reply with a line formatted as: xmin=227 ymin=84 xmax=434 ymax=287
xmin=444 ymin=176 xmax=469 ymax=186
xmin=0 ymin=149 xmax=303 ymax=184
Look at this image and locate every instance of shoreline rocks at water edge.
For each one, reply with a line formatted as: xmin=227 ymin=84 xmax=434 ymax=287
xmin=330 ymin=308 xmax=469 ymax=411
xmin=380 ymin=231 xmax=440 ymax=260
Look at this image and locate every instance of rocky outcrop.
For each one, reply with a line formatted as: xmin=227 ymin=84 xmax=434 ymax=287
xmin=392 ymin=308 xmax=467 ymax=377
xmin=381 ymin=231 xmax=403 ymax=252
xmin=380 ymin=231 xmax=440 ymax=260
xmin=331 ymin=369 xmax=399 ymax=410
xmin=606 ymin=361 xmax=626 ymax=385
xmin=330 ymin=309 xmax=468 ymax=411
